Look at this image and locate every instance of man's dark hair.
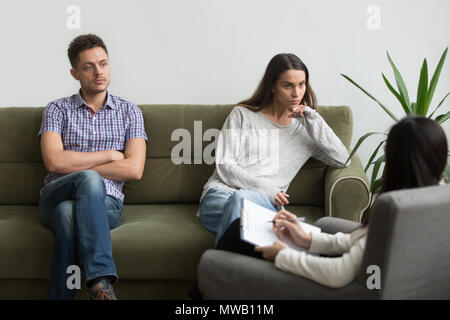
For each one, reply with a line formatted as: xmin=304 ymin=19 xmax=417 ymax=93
xmin=68 ymin=34 xmax=108 ymax=68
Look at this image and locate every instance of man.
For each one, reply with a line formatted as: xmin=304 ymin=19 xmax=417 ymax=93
xmin=38 ymin=34 xmax=147 ymax=300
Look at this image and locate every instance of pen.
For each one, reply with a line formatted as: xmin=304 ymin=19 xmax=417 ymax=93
xmin=268 ymin=217 xmax=306 ymax=224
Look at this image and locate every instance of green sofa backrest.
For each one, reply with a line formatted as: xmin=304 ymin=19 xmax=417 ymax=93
xmin=0 ymin=105 xmax=352 ymax=206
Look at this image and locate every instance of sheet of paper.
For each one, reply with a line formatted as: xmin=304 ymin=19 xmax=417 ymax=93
xmin=240 ymin=199 xmax=321 ymax=253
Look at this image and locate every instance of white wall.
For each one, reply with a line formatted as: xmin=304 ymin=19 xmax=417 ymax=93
xmin=1 ymin=0 xmax=449 ymax=177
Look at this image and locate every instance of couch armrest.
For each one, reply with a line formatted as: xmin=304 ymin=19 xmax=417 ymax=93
xmin=324 ymin=154 xmax=370 ymax=223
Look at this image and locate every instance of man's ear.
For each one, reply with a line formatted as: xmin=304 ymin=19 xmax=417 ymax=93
xmin=70 ymin=68 xmax=79 ymax=81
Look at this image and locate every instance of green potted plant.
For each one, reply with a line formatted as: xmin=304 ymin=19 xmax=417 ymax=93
xmin=341 ymin=47 xmax=449 ymax=208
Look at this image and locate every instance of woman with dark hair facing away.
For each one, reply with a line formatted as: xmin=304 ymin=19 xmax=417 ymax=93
xmin=197 ymin=53 xmax=350 ymax=247
xmin=244 ymin=116 xmax=448 ymax=289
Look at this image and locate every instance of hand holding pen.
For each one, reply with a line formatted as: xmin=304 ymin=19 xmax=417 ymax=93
xmin=271 ymin=209 xmax=312 ymax=249
xmin=269 ymin=216 xmax=305 ymax=224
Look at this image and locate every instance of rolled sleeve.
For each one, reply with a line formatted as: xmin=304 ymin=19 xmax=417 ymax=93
xmin=126 ymin=104 xmax=148 ymax=142
xmin=38 ymin=102 xmax=63 ymax=138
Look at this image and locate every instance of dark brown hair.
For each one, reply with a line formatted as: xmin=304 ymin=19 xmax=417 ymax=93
xmin=237 ymin=53 xmax=317 ymax=111
xmin=68 ymin=34 xmax=108 ymax=68
xmin=361 ymin=116 xmax=448 ymax=226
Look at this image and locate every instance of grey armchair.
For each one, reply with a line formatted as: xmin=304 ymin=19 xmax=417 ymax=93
xmin=197 ymin=183 xmax=450 ymax=299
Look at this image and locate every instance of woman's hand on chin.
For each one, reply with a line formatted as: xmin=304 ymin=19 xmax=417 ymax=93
xmin=288 ymin=104 xmax=309 ymax=118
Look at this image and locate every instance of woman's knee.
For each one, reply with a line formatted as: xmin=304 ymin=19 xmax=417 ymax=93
xmin=228 ymin=189 xmax=253 ymax=204
xmin=199 ymin=189 xmax=231 ymax=225
xmin=199 ymin=204 xmax=222 ymax=234
xmin=227 ymin=189 xmax=269 ymax=210
xmin=223 ymin=190 xmax=252 ymax=219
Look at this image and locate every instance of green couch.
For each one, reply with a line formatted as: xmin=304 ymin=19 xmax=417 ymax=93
xmin=0 ymin=104 xmax=370 ymax=299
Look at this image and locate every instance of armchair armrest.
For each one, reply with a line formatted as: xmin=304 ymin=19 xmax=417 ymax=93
xmin=324 ymin=154 xmax=370 ymax=223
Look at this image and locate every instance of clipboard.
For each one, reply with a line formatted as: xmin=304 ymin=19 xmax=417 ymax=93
xmin=240 ymin=198 xmax=321 ymax=253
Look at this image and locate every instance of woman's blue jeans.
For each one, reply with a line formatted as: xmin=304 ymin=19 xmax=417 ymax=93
xmin=199 ymin=187 xmax=280 ymax=246
xmin=38 ymin=170 xmax=123 ymax=300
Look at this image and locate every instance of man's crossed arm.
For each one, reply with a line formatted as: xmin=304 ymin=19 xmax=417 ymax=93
xmin=40 ymin=132 xmax=146 ymax=182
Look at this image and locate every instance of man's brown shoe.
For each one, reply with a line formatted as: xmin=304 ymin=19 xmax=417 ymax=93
xmin=87 ymin=279 xmax=117 ymax=300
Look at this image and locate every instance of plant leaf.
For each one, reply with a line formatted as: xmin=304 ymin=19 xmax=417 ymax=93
xmin=416 ymin=59 xmax=428 ymax=116
xmin=387 ymin=51 xmax=411 ymax=113
xmin=344 ymin=132 xmax=387 ymax=166
xmin=371 ymin=178 xmax=383 ymax=195
xmin=382 ymin=73 xmax=411 ymax=114
xmin=429 ymin=91 xmax=450 ymax=119
xmin=436 ymin=111 xmax=450 ymax=124
xmin=341 ymin=74 xmax=399 ymax=122
xmin=370 ymin=154 xmax=385 ymax=192
xmin=365 ymin=140 xmax=386 ymax=173
xmin=426 ymin=47 xmax=448 ymax=116
xmin=411 ymin=102 xmax=417 ymax=114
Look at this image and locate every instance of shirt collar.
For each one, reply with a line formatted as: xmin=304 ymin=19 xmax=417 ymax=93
xmin=74 ymin=89 xmax=117 ymax=110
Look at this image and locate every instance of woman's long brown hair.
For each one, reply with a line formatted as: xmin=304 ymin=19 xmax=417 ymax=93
xmin=237 ymin=53 xmax=317 ymax=111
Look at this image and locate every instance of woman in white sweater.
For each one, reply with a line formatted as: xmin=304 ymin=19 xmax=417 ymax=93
xmin=198 ymin=53 xmax=349 ymax=246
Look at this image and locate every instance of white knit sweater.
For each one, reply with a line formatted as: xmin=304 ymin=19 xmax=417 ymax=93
xmin=200 ymin=105 xmax=350 ymax=204
xmin=274 ymin=226 xmax=369 ymax=288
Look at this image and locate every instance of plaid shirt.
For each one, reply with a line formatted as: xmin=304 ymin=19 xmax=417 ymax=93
xmin=38 ymin=90 xmax=148 ymax=201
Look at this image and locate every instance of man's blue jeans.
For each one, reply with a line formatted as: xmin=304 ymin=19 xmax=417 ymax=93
xmin=199 ymin=187 xmax=279 ymax=246
xmin=38 ymin=170 xmax=123 ymax=300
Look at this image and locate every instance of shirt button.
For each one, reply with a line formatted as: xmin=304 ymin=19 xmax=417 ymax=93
xmin=92 ymin=148 xmax=96 ymax=152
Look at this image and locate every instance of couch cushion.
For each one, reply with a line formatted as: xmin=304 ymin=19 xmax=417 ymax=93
xmin=112 ymin=204 xmax=215 ymax=279
xmin=0 ymin=204 xmax=323 ymax=280
xmin=0 ymin=204 xmax=214 ymax=280
xmin=0 ymin=107 xmax=44 ymax=163
xmin=0 ymin=107 xmax=47 ymax=205
xmin=0 ymin=206 xmax=53 ymax=278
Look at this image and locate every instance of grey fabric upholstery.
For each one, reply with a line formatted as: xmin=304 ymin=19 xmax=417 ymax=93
xmin=198 ymin=184 xmax=450 ymax=299
xmin=358 ymin=183 xmax=450 ymax=299
xmin=197 ymin=249 xmax=373 ymax=300
xmin=314 ymin=216 xmax=361 ymax=234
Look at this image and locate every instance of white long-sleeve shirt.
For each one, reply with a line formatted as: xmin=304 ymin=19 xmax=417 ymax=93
xmin=200 ymin=105 xmax=350 ymax=204
xmin=274 ymin=226 xmax=369 ymax=288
